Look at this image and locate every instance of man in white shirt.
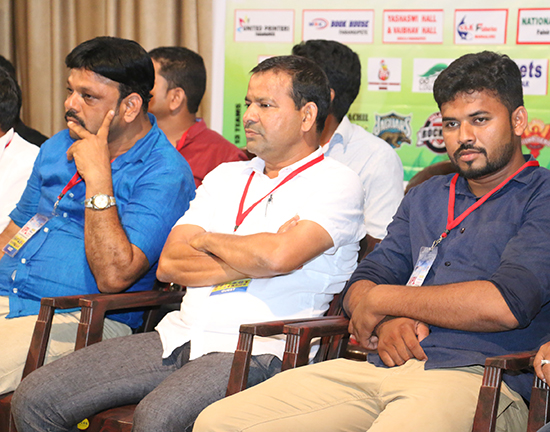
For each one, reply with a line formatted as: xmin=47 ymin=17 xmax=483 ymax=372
xmin=293 ymin=40 xmax=404 ymax=254
xmin=13 ymin=55 xmax=365 ymax=432
xmin=0 ymin=68 xmax=39 ymax=232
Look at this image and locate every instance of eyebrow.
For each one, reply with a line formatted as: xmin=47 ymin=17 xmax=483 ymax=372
xmin=442 ymin=110 xmax=490 ymax=122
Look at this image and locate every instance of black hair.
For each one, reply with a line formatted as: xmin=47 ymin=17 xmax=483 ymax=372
xmin=0 ymin=55 xmax=17 ymax=81
xmin=0 ymin=68 xmax=22 ymax=132
xmin=149 ymin=46 xmax=206 ymax=114
xmin=433 ymin=51 xmax=523 ymax=115
xmin=250 ymin=55 xmax=330 ymax=134
xmin=292 ymin=40 xmax=361 ymax=123
xmin=65 ymin=36 xmax=154 ymax=112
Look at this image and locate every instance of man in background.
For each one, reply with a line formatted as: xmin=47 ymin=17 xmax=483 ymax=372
xmin=149 ymin=46 xmax=247 ymax=188
xmin=292 ymin=40 xmax=404 ymax=254
xmin=0 ymin=68 xmax=39 ymax=232
xmin=0 ymin=55 xmax=48 ymax=146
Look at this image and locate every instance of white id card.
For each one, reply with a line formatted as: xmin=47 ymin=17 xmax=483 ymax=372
xmin=406 ymin=246 xmax=438 ymax=287
xmin=2 ymin=214 xmax=50 ymax=257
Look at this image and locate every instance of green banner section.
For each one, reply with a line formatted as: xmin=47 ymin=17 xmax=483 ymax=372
xmin=223 ymin=0 xmax=550 ymax=180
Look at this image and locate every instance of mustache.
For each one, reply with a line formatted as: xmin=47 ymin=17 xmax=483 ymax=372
xmin=453 ymin=143 xmax=487 ymax=160
xmin=64 ymin=110 xmax=86 ymax=128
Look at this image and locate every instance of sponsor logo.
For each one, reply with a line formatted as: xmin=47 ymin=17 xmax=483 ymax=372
xmin=457 ymin=16 xmax=472 ymax=40
xmin=373 ymin=112 xmax=412 ymax=148
xmin=522 ymin=119 xmax=550 ymax=158
xmin=237 ymin=16 xmax=251 ymax=32
xmin=309 ymin=18 xmax=328 ymax=29
xmin=417 ymin=112 xmax=445 ymax=153
xmin=417 ymin=63 xmax=447 ymax=92
xmin=378 ymin=60 xmax=390 ymax=81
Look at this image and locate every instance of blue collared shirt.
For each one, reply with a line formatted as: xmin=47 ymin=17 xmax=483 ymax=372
xmin=347 ymin=158 xmax=550 ymax=400
xmin=0 ymin=114 xmax=195 ymax=328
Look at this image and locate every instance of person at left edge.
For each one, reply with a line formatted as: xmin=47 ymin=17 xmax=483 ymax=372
xmin=0 ymin=36 xmax=195 ymax=395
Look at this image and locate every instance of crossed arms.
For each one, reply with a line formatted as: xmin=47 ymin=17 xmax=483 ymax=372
xmin=157 ymin=216 xmax=334 ymax=287
xmin=343 ymin=279 xmax=519 ymax=367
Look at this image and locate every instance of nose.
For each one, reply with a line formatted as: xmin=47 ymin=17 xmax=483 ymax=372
xmin=242 ymin=104 xmax=258 ymax=128
xmin=458 ymin=121 xmax=475 ymax=144
xmin=64 ymin=91 xmax=79 ymax=112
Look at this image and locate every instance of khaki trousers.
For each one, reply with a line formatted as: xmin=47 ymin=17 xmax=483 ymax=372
xmin=194 ymin=357 xmax=528 ymax=432
xmin=0 ymin=295 xmax=131 ymax=394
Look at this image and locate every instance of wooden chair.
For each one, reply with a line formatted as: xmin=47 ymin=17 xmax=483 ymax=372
xmin=0 ymin=284 xmax=185 ymax=432
xmin=55 ymin=293 xmax=346 ymax=432
xmin=276 ymin=316 xmax=550 ymax=432
xmin=472 ymin=351 xmax=550 ymax=432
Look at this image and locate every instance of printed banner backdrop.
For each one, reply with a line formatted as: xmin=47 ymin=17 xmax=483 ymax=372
xmin=223 ymin=0 xmax=550 ymax=180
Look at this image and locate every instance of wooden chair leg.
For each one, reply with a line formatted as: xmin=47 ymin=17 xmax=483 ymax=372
xmin=226 ymin=332 xmax=254 ymax=396
xmin=472 ymin=366 xmax=503 ymax=432
xmin=527 ymin=376 xmax=550 ymax=432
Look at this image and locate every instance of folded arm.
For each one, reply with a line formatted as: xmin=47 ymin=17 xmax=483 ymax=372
xmin=157 ymin=217 xmax=334 ymax=287
xmin=344 ymin=279 xmax=518 ymax=351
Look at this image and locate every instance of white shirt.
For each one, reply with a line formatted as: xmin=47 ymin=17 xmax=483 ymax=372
xmin=0 ymin=129 xmax=39 ymax=231
xmin=324 ymin=116 xmax=404 ymax=239
xmin=156 ymin=148 xmax=366 ymax=360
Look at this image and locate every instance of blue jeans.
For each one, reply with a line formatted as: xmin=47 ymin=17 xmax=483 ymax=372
xmin=12 ymin=331 xmax=281 ymax=432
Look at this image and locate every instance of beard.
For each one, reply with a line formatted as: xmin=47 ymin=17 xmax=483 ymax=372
xmin=449 ymin=138 xmax=516 ymax=180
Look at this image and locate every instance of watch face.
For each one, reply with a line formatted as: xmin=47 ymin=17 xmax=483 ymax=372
xmin=93 ymin=195 xmax=110 ymax=209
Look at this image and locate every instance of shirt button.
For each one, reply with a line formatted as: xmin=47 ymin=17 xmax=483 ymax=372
xmin=44 ymin=227 xmax=49 ymax=233
xmin=69 ymin=192 xmax=74 ymax=198
xmin=12 ymin=288 xmax=18 ymax=293
xmin=445 ymin=261 xmax=451 ymax=266
xmin=63 ymin=212 xmax=68 ymax=218
xmin=460 ymin=228 xmax=465 ymax=233
xmin=21 ymin=258 xmax=26 ymax=264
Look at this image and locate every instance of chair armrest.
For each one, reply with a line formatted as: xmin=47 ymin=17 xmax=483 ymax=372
xmin=282 ymin=316 xmax=350 ymax=369
xmin=76 ymin=290 xmax=186 ymax=349
xmin=226 ymin=316 xmax=346 ymax=397
xmin=483 ymin=350 xmax=537 ymax=371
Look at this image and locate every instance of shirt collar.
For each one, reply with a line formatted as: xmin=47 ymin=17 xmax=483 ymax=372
xmin=112 ymin=114 xmax=161 ymax=169
xmin=0 ymin=128 xmax=15 ymax=160
xmin=244 ymin=147 xmax=324 ymax=178
xmin=446 ymin=154 xmax=538 ymax=197
xmin=325 ymin=116 xmax=352 ymax=152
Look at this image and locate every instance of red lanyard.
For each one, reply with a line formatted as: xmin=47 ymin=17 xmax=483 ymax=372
xmin=432 ymin=159 xmax=539 ymax=248
xmin=54 ymin=172 xmax=82 ymax=211
xmin=234 ymin=154 xmax=324 ymax=231
xmin=4 ymin=138 xmax=13 ymax=150
xmin=53 ymin=157 xmax=116 ymax=211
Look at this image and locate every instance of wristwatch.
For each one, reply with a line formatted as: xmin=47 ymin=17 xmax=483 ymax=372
xmin=84 ymin=194 xmax=116 ymax=210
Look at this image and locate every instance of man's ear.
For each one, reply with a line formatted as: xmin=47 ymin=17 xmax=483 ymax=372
xmin=300 ymin=101 xmax=318 ymax=133
xmin=168 ymin=87 xmax=186 ymax=112
xmin=511 ymin=106 xmax=528 ymax=137
xmin=120 ymin=93 xmax=143 ymax=123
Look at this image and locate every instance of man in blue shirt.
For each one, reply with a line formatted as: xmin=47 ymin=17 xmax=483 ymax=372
xmin=0 ymin=36 xmax=194 ymax=394
xmin=193 ymin=51 xmax=550 ymax=432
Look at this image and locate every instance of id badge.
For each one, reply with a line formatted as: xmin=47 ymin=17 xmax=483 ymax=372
xmin=210 ymin=278 xmax=251 ymax=296
xmin=406 ymin=246 xmax=438 ymax=287
xmin=2 ymin=214 xmax=50 ymax=257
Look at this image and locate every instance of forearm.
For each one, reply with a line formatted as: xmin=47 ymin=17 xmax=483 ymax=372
xmin=157 ymin=238 xmax=247 ymax=287
xmin=84 ymin=176 xmax=148 ymax=293
xmin=365 ymin=281 xmax=518 ymax=332
xmin=157 ymin=225 xmax=248 ymax=287
xmin=192 ymin=228 xmax=320 ymax=278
